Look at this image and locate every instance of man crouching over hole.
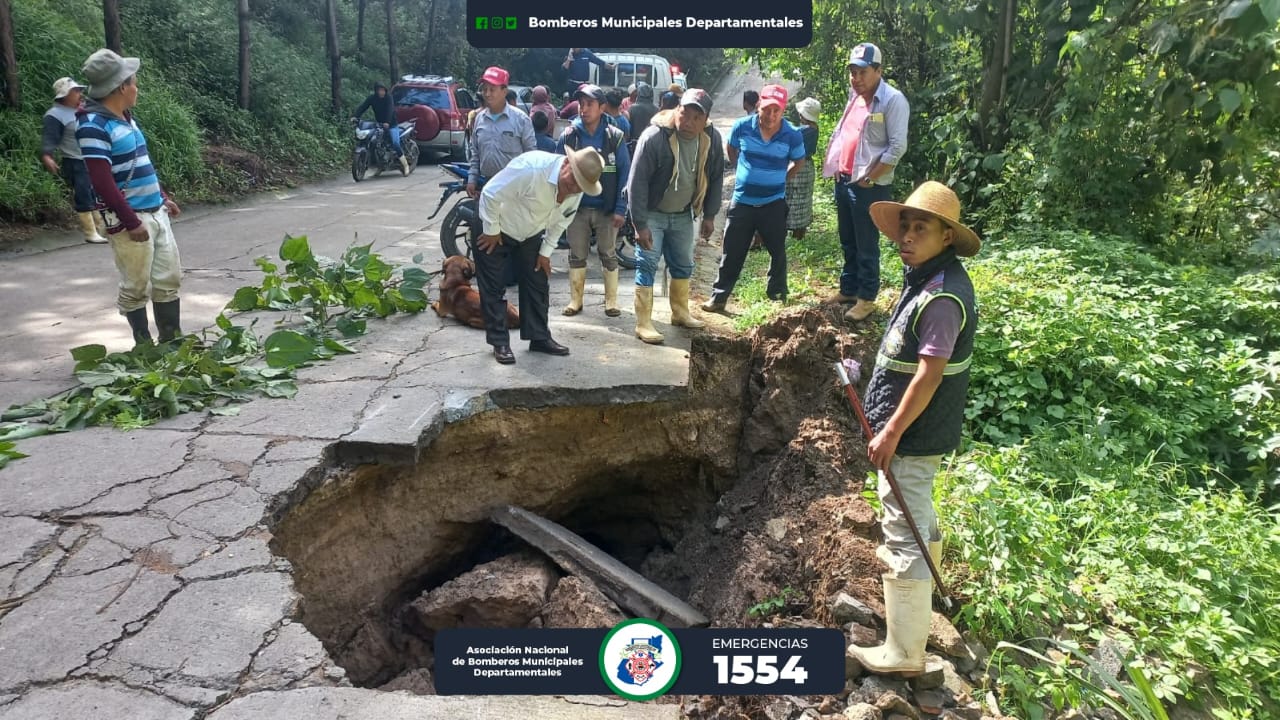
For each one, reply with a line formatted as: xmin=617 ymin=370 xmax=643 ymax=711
xmin=474 ymin=147 xmax=605 ymax=365
xmin=849 ymin=181 xmax=980 ymax=675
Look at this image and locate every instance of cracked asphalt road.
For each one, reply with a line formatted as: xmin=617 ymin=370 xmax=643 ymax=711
xmin=0 ymin=63 xmax=791 ymax=718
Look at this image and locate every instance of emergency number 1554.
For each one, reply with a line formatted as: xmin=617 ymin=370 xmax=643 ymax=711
xmin=710 ymin=655 xmax=809 ymax=685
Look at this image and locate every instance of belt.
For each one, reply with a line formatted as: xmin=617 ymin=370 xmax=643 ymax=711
xmin=136 ymin=205 xmax=164 ymax=214
xmin=837 ymin=173 xmax=854 ymax=184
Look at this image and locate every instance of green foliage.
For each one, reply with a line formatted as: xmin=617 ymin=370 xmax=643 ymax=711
xmin=744 ymin=0 xmax=1280 ymax=260
xmin=992 ymin=639 xmax=1171 ymax=720
xmin=747 ymin=587 xmax=799 ymax=618
xmin=227 ymin=236 xmax=430 ymax=348
xmin=6 ymin=318 xmax=297 ymax=432
xmin=940 ymin=444 xmax=1280 ymax=717
xmin=965 ymin=229 xmax=1280 ymax=495
xmin=0 ymin=441 xmax=28 ymax=470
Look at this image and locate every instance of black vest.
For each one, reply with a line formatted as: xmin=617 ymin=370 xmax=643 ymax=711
xmin=864 ymin=248 xmax=977 ymax=456
xmin=561 ymin=120 xmax=625 ymax=207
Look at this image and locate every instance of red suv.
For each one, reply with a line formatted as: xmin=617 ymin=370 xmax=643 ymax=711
xmin=393 ymin=75 xmax=477 ymax=161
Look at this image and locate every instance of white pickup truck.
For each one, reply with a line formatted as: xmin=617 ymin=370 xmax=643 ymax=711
xmin=588 ymin=53 xmax=677 ymax=93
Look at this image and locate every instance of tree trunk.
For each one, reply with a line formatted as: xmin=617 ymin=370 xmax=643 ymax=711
xmin=385 ymin=0 xmax=398 ymax=84
xmin=977 ymin=0 xmax=1016 ymax=150
xmin=325 ymin=0 xmax=341 ymax=113
xmin=237 ymin=0 xmax=251 ymax=109
xmin=103 ymin=0 xmax=122 ymax=53
xmin=0 ymin=0 xmax=17 ymax=109
xmin=356 ymin=0 xmax=366 ymax=54
xmin=422 ymin=0 xmax=436 ymax=71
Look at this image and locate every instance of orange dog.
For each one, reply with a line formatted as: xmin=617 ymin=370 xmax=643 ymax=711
xmin=431 ymin=255 xmax=520 ymax=329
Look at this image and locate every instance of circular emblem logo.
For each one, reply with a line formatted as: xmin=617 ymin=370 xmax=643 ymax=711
xmin=599 ymin=618 xmax=682 ymax=701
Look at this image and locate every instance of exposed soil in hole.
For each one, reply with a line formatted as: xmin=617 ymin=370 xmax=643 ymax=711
xmin=271 ymin=306 xmax=972 ymax=716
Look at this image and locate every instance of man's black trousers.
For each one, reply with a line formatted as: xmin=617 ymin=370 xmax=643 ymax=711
xmin=474 ymin=232 xmax=551 ymax=348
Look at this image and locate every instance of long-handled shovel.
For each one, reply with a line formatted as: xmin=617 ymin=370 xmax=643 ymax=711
xmin=835 ymin=359 xmax=953 ymax=609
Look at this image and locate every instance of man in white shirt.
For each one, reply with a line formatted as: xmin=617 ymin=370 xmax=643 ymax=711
xmin=476 ymin=147 xmax=605 ymax=364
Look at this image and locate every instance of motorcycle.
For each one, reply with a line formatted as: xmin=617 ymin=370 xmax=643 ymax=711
xmin=428 ymin=160 xmax=638 ymax=270
xmin=351 ymin=119 xmax=420 ymax=182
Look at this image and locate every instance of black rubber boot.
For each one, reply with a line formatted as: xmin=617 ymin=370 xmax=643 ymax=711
xmin=125 ymin=307 xmax=152 ymax=345
xmin=153 ymin=299 xmax=182 ymax=343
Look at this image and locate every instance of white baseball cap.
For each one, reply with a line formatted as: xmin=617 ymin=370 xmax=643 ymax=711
xmin=52 ymin=77 xmax=86 ymax=100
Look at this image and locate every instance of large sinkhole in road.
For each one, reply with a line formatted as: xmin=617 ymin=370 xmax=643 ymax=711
xmin=270 ymin=335 xmax=764 ymax=690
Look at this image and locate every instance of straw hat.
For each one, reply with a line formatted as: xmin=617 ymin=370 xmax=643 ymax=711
xmin=869 ymin=181 xmax=981 ymax=256
xmin=566 ymin=147 xmax=603 ymax=196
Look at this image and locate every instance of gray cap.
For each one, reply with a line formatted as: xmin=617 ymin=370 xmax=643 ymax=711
xmin=82 ymin=48 xmax=140 ymax=99
xmin=679 ymin=88 xmax=712 ymax=116
xmin=636 ymin=82 xmax=654 ymax=100
xmin=574 ymin=84 xmax=606 ymax=104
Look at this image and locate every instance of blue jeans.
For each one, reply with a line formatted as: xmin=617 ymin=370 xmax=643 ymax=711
xmin=60 ymin=158 xmax=96 ymax=212
xmin=835 ymin=180 xmax=891 ymax=300
xmin=635 ymin=210 xmax=695 ymax=287
xmin=388 ymin=126 xmax=403 ymax=155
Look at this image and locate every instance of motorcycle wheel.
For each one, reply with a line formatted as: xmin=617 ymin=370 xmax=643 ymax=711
xmin=351 ymin=150 xmax=368 ymax=182
xmin=441 ymin=199 xmax=475 ymax=259
xmin=616 ymin=219 xmax=638 ymax=270
xmin=450 ymin=134 xmax=470 ymax=163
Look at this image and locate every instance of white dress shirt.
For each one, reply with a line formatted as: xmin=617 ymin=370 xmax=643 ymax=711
xmin=478 ymin=150 xmax=584 ymax=258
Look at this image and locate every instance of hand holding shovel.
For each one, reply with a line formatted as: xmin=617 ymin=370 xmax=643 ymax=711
xmin=835 ymin=358 xmax=953 ymax=608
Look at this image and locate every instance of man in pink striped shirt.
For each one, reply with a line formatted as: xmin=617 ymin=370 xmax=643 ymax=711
xmin=822 ymin=43 xmax=910 ymax=323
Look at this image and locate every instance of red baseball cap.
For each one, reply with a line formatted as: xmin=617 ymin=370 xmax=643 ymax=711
xmin=758 ymin=84 xmax=788 ymax=111
xmin=480 ymin=66 xmax=509 ymax=87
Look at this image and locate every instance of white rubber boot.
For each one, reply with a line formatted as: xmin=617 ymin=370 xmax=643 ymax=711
xmin=669 ymin=278 xmax=705 ymax=328
xmin=603 ymin=268 xmax=621 ymax=317
xmin=78 ymin=211 xmax=107 ymax=244
xmin=848 ymin=576 xmax=932 ymax=674
xmin=563 ymin=267 xmax=586 ymax=316
xmin=633 ymin=286 xmax=665 ymax=344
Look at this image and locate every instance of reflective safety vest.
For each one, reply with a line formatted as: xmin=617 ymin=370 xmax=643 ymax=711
xmin=864 ymin=248 xmax=977 ymax=456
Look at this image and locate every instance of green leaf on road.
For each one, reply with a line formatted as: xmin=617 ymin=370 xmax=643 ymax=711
xmin=401 ymin=267 xmax=431 ymax=287
xmin=228 ymin=286 xmax=262 ymax=311
xmin=323 ymin=338 xmax=356 ymax=355
xmin=336 ymin=316 xmax=367 ymax=337
xmin=280 ymin=235 xmax=314 ymax=264
xmin=264 ymin=330 xmax=317 ymax=368
xmin=71 ymin=344 xmax=107 ymax=363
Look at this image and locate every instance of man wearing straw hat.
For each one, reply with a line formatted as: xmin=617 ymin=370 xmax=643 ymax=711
xmin=847 ymin=180 xmax=979 ymax=675
xmin=42 ymin=77 xmax=108 ymax=244
xmin=77 ymin=48 xmax=185 ymax=346
xmin=474 ymin=147 xmax=605 ymax=365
